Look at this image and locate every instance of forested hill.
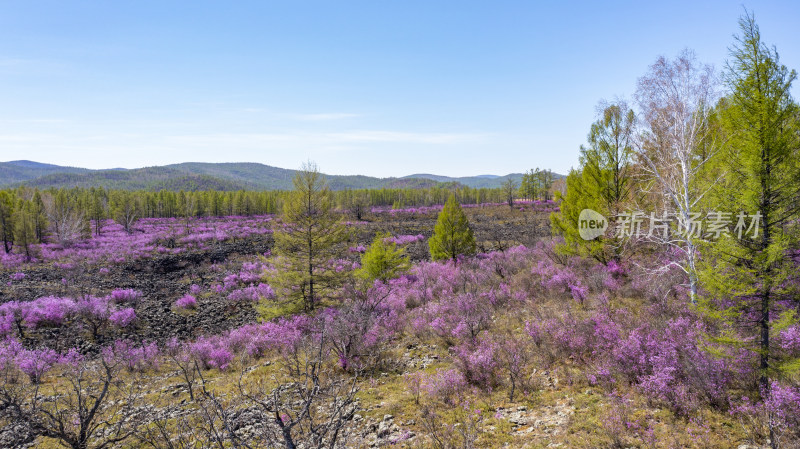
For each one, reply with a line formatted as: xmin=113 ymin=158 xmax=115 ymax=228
xmin=0 ymin=160 xmax=557 ymax=191
xmin=403 ymin=173 xmax=530 ymax=189
xmin=0 ymin=160 xmax=89 ymax=184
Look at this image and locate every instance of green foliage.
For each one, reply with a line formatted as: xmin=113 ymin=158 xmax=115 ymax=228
xmin=13 ymin=200 xmax=38 ymax=260
xmin=110 ymin=190 xmax=141 ymax=234
xmin=0 ymin=191 xmax=15 ymax=253
xmin=550 ymin=102 xmax=635 ymax=264
xmin=429 ymin=195 xmax=476 ymax=262
xmin=698 ymin=11 xmax=800 ymax=391
xmin=501 ymin=178 xmax=516 ymax=207
xmin=550 ymin=169 xmax=607 ymax=261
xmin=270 ymin=163 xmax=350 ymax=311
xmin=518 ymin=168 xmax=554 ymax=201
xmin=358 ymin=232 xmax=411 ymax=284
xmin=88 ymin=188 xmax=108 ymax=236
xmin=255 ymin=297 xmax=307 ymax=322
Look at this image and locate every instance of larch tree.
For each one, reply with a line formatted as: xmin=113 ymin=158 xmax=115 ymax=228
xmin=501 ymin=178 xmax=516 ymax=207
xmin=89 ymin=190 xmax=108 ymax=236
xmin=272 ymin=162 xmax=349 ymax=311
xmin=12 ymin=200 xmax=38 ymax=261
xmin=30 ymin=191 xmax=47 ymax=242
xmin=42 ymin=190 xmax=88 ymax=245
xmin=429 ymin=195 xmax=476 ymax=262
xmin=0 ymin=191 xmax=14 ymax=253
xmin=551 ymin=101 xmax=636 ymax=264
xmin=358 ymin=232 xmax=411 ymax=284
xmin=111 ymin=191 xmax=140 ymax=234
xmin=698 ymin=12 xmax=799 ymax=447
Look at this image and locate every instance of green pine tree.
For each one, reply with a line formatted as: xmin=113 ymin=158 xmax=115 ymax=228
xmin=110 ymin=191 xmax=140 ymax=234
xmin=13 ymin=200 xmax=38 ymax=261
xmin=271 ymin=163 xmax=350 ymax=311
xmin=502 ymin=178 xmax=516 ymax=207
xmin=551 ymin=102 xmax=635 ymax=263
xmin=0 ymin=191 xmax=15 ymax=254
xmin=429 ymin=195 xmax=476 ymax=262
xmin=698 ymin=13 xmax=799 ymax=444
xmin=358 ymin=232 xmax=411 ymax=284
xmin=31 ymin=191 xmax=47 ymax=242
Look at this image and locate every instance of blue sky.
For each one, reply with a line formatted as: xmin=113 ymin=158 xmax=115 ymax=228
xmin=0 ymin=1 xmax=798 ymax=177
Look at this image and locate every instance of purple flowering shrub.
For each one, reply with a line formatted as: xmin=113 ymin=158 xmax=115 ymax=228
xmin=324 ymin=283 xmax=404 ymax=370
xmin=421 ymin=368 xmax=468 ymax=406
xmin=0 ymin=302 xmax=27 ymax=338
xmin=15 ymin=347 xmax=62 ymax=383
xmin=75 ymin=295 xmax=114 ymax=337
xmin=522 ymin=299 xmax=735 ymax=416
xmin=0 ymin=313 xmax=14 ymax=338
xmin=413 ymin=292 xmax=492 ymax=343
xmin=777 ymin=324 xmax=800 ymax=354
xmin=451 ymin=336 xmax=498 ymax=389
xmin=404 ymin=371 xmax=425 ymax=404
xmin=109 ymin=288 xmax=143 ymax=304
xmin=0 ymin=290 xmax=144 ymax=340
xmin=225 ymin=315 xmax=310 ymax=359
xmin=0 ymin=340 xmax=84 ymax=384
xmin=384 ymin=234 xmax=425 ymax=245
xmin=731 ymin=381 xmax=800 ymax=443
xmin=406 ymin=261 xmax=460 ymax=306
xmin=525 ymin=311 xmax=623 ymax=366
xmin=607 ymin=317 xmax=732 ymax=415
xmin=103 ymin=340 xmax=159 ymax=372
xmin=190 ymin=336 xmax=234 ymax=371
xmin=349 ymin=245 xmax=366 ymax=254
xmin=227 ymin=283 xmax=275 ymax=302
xmin=525 ymin=308 xmax=735 ymax=415
xmin=210 ymin=261 xmax=276 ymax=302
xmin=21 ymin=296 xmax=77 ymax=329
xmin=530 ymin=259 xmax=591 ymax=304
xmin=491 ymin=330 xmax=538 ymax=400
xmin=108 ymin=308 xmax=137 ymax=328
xmin=174 ymin=294 xmax=198 ymax=310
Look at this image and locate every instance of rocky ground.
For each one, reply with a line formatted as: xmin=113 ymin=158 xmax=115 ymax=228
xmin=0 ymin=205 xmax=564 ymax=449
xmin=0 ymin=205 xmax=549 ymax=353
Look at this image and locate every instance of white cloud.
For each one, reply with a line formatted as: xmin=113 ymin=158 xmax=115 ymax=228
xmin=237 ymin=109 xmax=361 ymax=121
xmin=160 ymin=129 xmax=484 ymax=148
xmin=288 ymin=113 xmax=361 ymax=121
xmin=0 ymin=119 xmax=70 ymax=124
xmin=328 ymin=130 xmax=486 ymax=144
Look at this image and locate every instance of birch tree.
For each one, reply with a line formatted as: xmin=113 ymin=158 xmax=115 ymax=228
xmin=634 ymin=49 xmax=721 ymax=303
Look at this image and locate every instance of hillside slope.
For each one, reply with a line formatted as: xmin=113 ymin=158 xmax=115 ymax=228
xmin=0 ymin=160 xmax=89 ymax=184
xmin=1 ymin=160 xmax=561 ymax=191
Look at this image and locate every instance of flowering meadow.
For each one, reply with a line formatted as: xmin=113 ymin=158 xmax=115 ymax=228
xmin=0 ymin=215 xmax=275 ymax=269
xmin=1 ymin=201 xmax=797 ymax=448
xmin=369 ymin=199 xmax=559 ymax=216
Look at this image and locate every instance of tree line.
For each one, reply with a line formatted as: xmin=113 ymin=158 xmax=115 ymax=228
xmin=0 ymin=183 xmax=514 ymax=251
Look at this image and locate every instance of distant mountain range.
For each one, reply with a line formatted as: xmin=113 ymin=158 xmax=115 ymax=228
xmin=0 ymin=160 xmax=560 ymax=191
